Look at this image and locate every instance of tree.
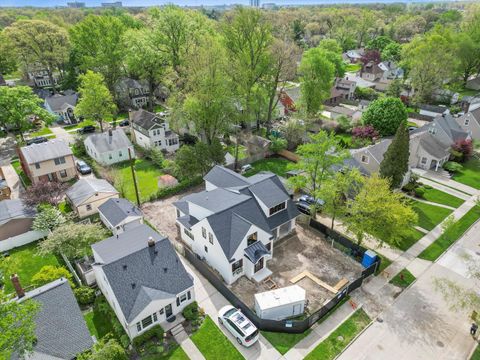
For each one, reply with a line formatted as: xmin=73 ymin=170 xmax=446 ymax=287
xmin=23 ymin=181 xmax=69 ymax=208
xmin=174 ymin=140 xmax=225 ymax=179
xmin=78 ymin=338 xmax=128 ymax=360
xmin=70 ymin=15 xmax=128 ymax=94
xmin=317 ymin=39 xmax=346 ymax=78
xmin=379 ymin=121 xmax=410 ymax=189
xmin=361 ymin=49 xmax=381 ymax=69
xmin=454 ymin=32 xmax=480 ymax=86
xmin=123 ymin=28 xmax=168 ymax=112
xmin=345 ymin=174 xmax=418 ymax=246
xmin=386 ymin=78 xmax=403 ymax=98
xmin=292 ymin=18 xmax=305 ymax=46
xmin=269 ymin=136 xmax=287 ymax=153
xmin=451 ymin=139 xmax=473 ymax=162
xmin=289 ymin=131 xmax=349 ymax=215
xmin=31 ymin=265 xmax=75 ymax=288
xmin=75 ymin=71 xmax=116 ymax=132
xmin=38 ymin=222 xmax=108 ymax=259
xmin=32 ymin=204 xmax=67 ymax=232
xmin=320 ymin=167 xmax=364 ymax=229
xmin=282 ymin=118 xmax=305 ymax=150
xmin=0 ymin=32 xmax=17 ymax=76
xmin=4 ymin=20 xmax=69 ymax=92
xmin=362 ymin=97 xmax=407 ymax=136
xmin=366 ymin=35 xmax=394 ymax=52
xmin=0 ymin=86 xmax=54 ymax=142
xmin=381 ymin=42 xmax=401 ymax=62
xmin=0 ymin=292 xmax=39 ymax=359
xmin=299 ymin=48 xmax=336 ymax=117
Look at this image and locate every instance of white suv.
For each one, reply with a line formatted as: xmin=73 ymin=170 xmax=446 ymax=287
xmin=218 ymin=305 xmax=259 ymax=347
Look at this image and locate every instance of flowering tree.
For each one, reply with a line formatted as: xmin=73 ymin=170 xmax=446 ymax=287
xmin=451 ymin=139 xmax=473 ymax=162
xmin=23 ymin=181 xmax=69 ymax=208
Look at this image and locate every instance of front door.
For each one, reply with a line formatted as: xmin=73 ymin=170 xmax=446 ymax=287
xmin=254 ymin=258 xmax=264 ymax=273
xmin=165 ymin=304 xmax=173 ymax=319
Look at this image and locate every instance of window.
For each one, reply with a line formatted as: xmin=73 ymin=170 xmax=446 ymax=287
xmin=226 ymin=319 xmax=244 ymax=337
xmin=208 ymin=233 xmax=214 ymax=244
xmin=59 ymin=169 xmax=67 ymax=178
xmin=176 ymin=292 xmax=188 ymax=307
xmin=361 ymin=155 xmax=369 ymax=164
xmin=168 ymin=138 xmax=179 ymax=146
xmin=35 ymin=162 xmax=40 ymax=169
xmin=86 ymin=204 xmax=92 ymax=211
xmin=109 ymin=154 xmax=112 ymax=160
xmin=153 ymin=312 xmax=158 ymax=322
xmin=136 ymin=323 xmax=141 ymax=332
xmin=141 ymin=315 xmax=153 ymax=329
xmin=184 ymin=228 xmax=194 ymax=240
xmin=204 ymin=245 xmax=208 ymax=253
xmin=464 ymin=118 xmax=470 ymax=126
xmin=265 ymin=242 xmax=272 ymax=251
xmin=421 ymin=157 xmax=428 ymax=165
xmin=247 ymin=232 xmax=257 ymax=246
xmin=159 ymin=308 xmax=164 ymax=315
xmin=202 ymin=227 xmax=206 ymax=238
xmin=269 ymin=202 xmax=286 ymax=216
xmin=54 ymin=157 xmax=66 ymax=165
xmin=187 ymin=291 xmax=191 ymax=300
xmin=428 ymin=127 xmax=437 ymax=135
xmin=119 ymin=151 xmax=122 ymax=157
xmin=232 ymin=259 xmax=243 ymax=274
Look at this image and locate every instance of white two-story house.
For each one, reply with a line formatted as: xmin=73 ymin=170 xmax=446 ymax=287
xmin=130 ymin=109 xmax=180 ymax=152
xmin=174 ymin=166 xmax=300 ymax=285
xmin=92 ymin=224 xmax=195 ymax=339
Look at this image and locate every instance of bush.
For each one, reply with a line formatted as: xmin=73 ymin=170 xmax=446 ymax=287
xmin=182 ymin=301 xmax=199 ymax=321
xmin=32 ymin=265 xmax=75 ymax=288
xmin=443 ymin=161 xmax=463 ymax=173
xmin=269 ymin=136 xmax=287 ymax=153
xmin=414 ymin=187 xmax=425 ymax=198
xmin=362 ymin=97 xmax=408 ymax=136
xmin=132 ymin=325 xmax=164 ymax=349
xmin=147 ymin=176 xmax=203 ymax=202
xmin=402 ymin=182 xmax=416 ymax=193
xmin=74 ymin=286 xmax=96 ymax=305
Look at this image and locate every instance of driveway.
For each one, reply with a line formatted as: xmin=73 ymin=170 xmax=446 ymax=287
xmin=0 ymin=135 xmax=18 ymax=165
xmin=50 ymin=126 xmax=75 ymax=145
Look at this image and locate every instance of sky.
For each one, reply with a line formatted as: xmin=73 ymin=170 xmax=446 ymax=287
xmin=0 ymin=0 xmax=453 ymax=7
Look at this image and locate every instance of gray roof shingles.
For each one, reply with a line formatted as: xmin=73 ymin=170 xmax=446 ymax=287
xmin=0 ymin=199 xmax=35 ymax=225
xmin=98 ymin=198 xmax=142 ymax=227
xmin=85 ymin=129 xmax=132 ymax=154
xmin=244 ymin=241 xmax=270 ymax=264
xmin=131 ymin=109 xmax=164 ymax=131
xmin=45 ymin=93 xmax=78 ymax=112
xmin=20 ymin=140 xmax=72 ymax=164
xmin=65 ymin=178 xmax=118 ymax=207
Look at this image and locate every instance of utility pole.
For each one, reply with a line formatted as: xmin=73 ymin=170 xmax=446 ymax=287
xmin=129 ymin=148 xmax=140 ymax=207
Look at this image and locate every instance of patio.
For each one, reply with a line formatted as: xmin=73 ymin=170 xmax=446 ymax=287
xmin=229 ymin=224 xmax=364 ymax=314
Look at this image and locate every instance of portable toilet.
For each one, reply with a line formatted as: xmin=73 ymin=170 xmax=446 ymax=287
xmin=254 ymin=285 xmax=306 ymax=321
xmin=362 ymin=249 xmax=377 ymax=268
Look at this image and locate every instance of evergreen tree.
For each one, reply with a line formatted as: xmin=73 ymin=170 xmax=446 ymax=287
xmin=379 ymin=121 xmax=410 ymax=189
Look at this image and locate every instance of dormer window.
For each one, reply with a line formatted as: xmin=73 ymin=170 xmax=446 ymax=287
xmin=269 ymin=202 xmax=286 ymax=216
xmin=464 ymin=118 xmax=470 ymax=126
xmin=361 ymin=155 xmax=369 ymax=164
xmin=428 ymin=127 xmax=437 ymax=135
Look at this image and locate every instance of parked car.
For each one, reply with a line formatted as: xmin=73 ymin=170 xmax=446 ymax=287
xmin=76 ymin=160 xmax=92 ymax=175
xmin=218 ymin=306 xmax=259 ymax=347
xmin=26 ymin=136 xmax=48 ymax=145
xmin=298 ymin=194 xmax=325 ymax=207
xmin=119 ymin=119 xmax=130 ymax=127
xmin=295 ymin=201 xmax=312 ymax=215
xmin=240 ymin=164 xmax=253 ymax=174
xmin=77 ymin=125 xmax=96 ymax=134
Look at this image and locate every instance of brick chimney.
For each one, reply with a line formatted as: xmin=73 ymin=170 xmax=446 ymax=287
xmin=11 ymin=274 xmax=25 ymax=298
xmin=108 ymin=128 xmax=113 ymax=137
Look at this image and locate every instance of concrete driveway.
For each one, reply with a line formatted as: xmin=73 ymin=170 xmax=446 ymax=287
xmin=50 ymin=126 xmax=75 ymax=145
xmin=0 ymin=135 xmax=18 ymax=165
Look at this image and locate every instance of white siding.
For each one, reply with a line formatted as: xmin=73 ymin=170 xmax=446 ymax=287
xmin=0 ymin=230 xmax=47 ymax=252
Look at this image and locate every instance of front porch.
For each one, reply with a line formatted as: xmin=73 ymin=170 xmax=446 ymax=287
xmin=251 ymin=267 xmax=272 ymax=283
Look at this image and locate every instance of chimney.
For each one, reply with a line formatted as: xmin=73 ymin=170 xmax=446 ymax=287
xmin=128 ymin=109 xmax=133 ymax=122
xmin=11 ymin=274 xmax=25 ymax=298
xmin=147 ymin=236 xmax=155 ymax=247
xmin=108 ymin=128 xmax=113 ymax=137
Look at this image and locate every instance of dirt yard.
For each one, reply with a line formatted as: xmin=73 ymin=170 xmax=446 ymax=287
xmin=230 ymin=224 xmax=364 ymax=313
xmin=141 ymin=184 xmax=204 ymax=240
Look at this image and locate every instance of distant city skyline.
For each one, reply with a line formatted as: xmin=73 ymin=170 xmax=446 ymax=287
xmin=0 ymin=0 xmax=464 ymax=8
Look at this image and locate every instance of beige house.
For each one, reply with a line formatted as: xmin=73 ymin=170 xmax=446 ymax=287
xmin=18 ymin=140 xmax=77 ymax=184
xmin=65 ymin=178 xmax=119 ymax=218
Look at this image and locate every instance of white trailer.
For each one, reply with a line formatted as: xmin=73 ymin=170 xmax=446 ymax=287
xmin=254 ymin=285 xmax=306 ymax=321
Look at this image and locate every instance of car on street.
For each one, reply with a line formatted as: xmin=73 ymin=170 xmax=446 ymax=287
xmin=77 ymin=125 xmax=96 ymax=134
xmin=76 ymin=160 xmax=92 ymax=175
xmin=26 ymin=136 xmax=48 ymax=145
xmin=240 ymin=164 xmax=253 ymax=174
xmin=298 ymin=194 xmax=325 ymax=207
xmin=119 ymin=119 xmax=130 ymax=127
xmin=218 ymin=306 xmax=259 ymax=347
xmin=295 ymin=201 xmax=312 ymax=215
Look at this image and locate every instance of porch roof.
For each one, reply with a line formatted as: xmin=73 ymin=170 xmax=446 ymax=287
xmin=244 ymin=241 xmax=270 ymax=264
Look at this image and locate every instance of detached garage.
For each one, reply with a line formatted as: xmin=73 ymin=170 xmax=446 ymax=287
xmin=254 ymin=285 xmax=306 ymax=321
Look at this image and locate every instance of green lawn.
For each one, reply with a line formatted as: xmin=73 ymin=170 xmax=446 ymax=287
xmin=471 ymin=344 xmax=480 ymax=360
xmin=389 ymin=268 xmax=416 ymax=288
xmin=63 ymin=119 xmax=96 ymax=131
xmin=113 ymin=159 xmax=164 ymax=203
xmin=304 ymin=309 xmax=371 ymax=360
xmin=29 ymin=126 xmax=55 ymax=138
xmin=154 ymin=104 xmax=166 ymax=113
xmin=83 ymin=298 xmax=117 ymax=340
xmin=411 ymin=201 xmax=453 ymax=231
xmin=83 ymin=311 xmax=100 ymax=339
xmin=11 ymin=159 xmax=31 ymax=187
xmin=244 ymin=157 xmax=292 ymax=178
xmin=419 ymin=205 xmax=480 ymax=261
xmin=262 ymin=329 xmax=312 ymax=355
xmin=452 ymin=158 xmax=480 ymax=190
xmin=418 ymin=186 xmax=465 ymax=208
xmin=397 ymin=227 xmax=425 ymax=251
xmin=345 ymin=63 xmax=361 ymax=72
xmin=376 ymin=254 xmax=392 ymax=275
xmin=191 ymin=316 xmax=244 ymax=360
xmin=226 ymin=145 xmax=248 ymax=160
xmin=1 ymin=242 xmax=59 ymax=294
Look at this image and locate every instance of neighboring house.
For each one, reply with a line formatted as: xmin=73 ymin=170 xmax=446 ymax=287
xmin=378 ymin=61 xmax=404 ymax=80
xmin=459 ymin=96 xmax=480 ymax=113
xmin=0 ymin=165 xmax=18 ymax=200
xmin=18 ymin=140 xmax=77 ymax=184
xmin=12 ymin=277 xmax=94 ymax=359
xmin=0 ymin=200 xmax=46 ymax=252
xmin=174 ymin=166 xmax=300 ymax=285
xmin=323 ymin=105 xmax=361 ymax=122
xmin=27 ymin=67 xmax=58 ymax=88
xmin=115 ymin=78 xmax=168 ymax=110
xmin=65 ymin=178 xmax=119 ymax=218
xmin=84 ymin=129 xmax=135 ymax=165
xmin=359 ymin=100 xmax=371 ymax=111
xmin=433 ymin=89 xmax=459 ymax=105
xmin=466 ymin=76 xmax=480 ymax=91
xmin=44 ymin=92 xmax=79 ymax=124
xmin=361 ymin=62 xmax=384 ymax=82
xmin=343 ymin=49 xmax=364 ymax=63
xmin=92 ymin=224 xmax=195 ymax=339
xmin=335 ymin=77 xmax=356 ymax=100
xmin=130 ymin=109 xmax=180 ymax=152
xmin=98 ymin=198 xmax=143 ymax=236
xmin=419 ymin=104 xmax=450 ymax=119
xmin=456 ymin=107 xmax=480 ymax=140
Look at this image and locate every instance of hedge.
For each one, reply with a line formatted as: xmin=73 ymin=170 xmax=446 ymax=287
xmin=146 ymin=176 xmax=203 ymax=202
xmin=132 ymin=325 xmax=164 ymax=348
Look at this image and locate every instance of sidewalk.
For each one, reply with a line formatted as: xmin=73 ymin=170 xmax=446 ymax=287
xmin=413 ymin=168 xmax=477 ymax=196
xmin=283 ymin=301 xmax=359 ymax=360
xmin=180 ymin=339 xmax=206 ymax=360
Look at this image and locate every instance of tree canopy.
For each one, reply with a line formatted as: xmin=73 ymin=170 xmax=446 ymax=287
xmin=380 ymin=121 xmax=410 ymax=189
xmin=362 ymin=97 xmax=408 ymax=136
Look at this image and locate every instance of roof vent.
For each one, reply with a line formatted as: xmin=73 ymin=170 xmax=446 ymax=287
xmin=131 ymin=283 xmax=136 ymax=289
xmin=147 ymin=237 xmax=155 ymax=247
xmin=123 ymin=264 xmax=127 ymax=270
xmin=163 ymin=267 xmax=168 ymax=273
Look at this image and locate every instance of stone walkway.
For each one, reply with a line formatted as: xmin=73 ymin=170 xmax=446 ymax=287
xmin=404 ymin=194 xmax=456 ymax=210
xmin=417 ymin=177 xmax=471 ymax=200
xmin=181 ymin=339 xmax=206 ymax=360
xmin=413 ymin=168 xmax=477 ymax=196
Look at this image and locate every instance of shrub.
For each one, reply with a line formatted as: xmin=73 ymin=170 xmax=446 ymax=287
xmin=414 ymin=187 xmax=425 ymax=198
xmin=32 ymin=265 xmax=75 ymax=288
xmin=352 ymin=125 xmax=379 ymax=141
xmin=147 ymin=176 xmax=203 ymax=202
xmin=132 ymin=325 xmax=164 ymax=348
xmin=182 ymin=301 xmax=199 ymax=321
xmin=443 ymin=161 xmax=463 ymax=173
xmin=74 ymin=286 xmax=96 ymax=305
xmin=451 ymin=139 xmax=473 ymax=162
xmin=402 ymin=182 xmax=416 ymax=194
xmin=269 ymin=136 xmax=287 ymax=153
xmin=362 ymin=97 xmax=408 ymax=136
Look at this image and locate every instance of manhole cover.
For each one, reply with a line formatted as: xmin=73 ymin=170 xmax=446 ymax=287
xmin=437 ymin=341 xmax=444 ymax=347
xmin=377 ymin=317 xmax=384 ymax=323
xmin=337 ymin=336 xmax=344 ymax=341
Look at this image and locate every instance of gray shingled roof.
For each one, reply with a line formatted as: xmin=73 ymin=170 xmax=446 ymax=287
xmin=98 ymin=198 xmax=142 ymax=227
xmin=248 ymin=179 xmax=289 ymax=208
xmin=45 ymin=93 xmax=78 ymax=112
xmin=19 ymin=278 xmax=93 ymax=359
xmin=94 ymin=225 xmax=193 ymax=322
xmin=203 ymin=166 xmax=250 ymax=188
xmin=65 ymin=178 xmax=118 ymax=207
xmin=434 ymin=114 xmax=468 ymax=142
xmin=419 ymin=135 xmax=449 ymax=159
xmin=131 ymin=109 xmax=164 ymax=131
xmin=20 ymin=140 xmax=72 ymax=164
xmin=244 ymin=241 xmax=270 ymax=264
xmin=85 ymin=129 xmax=132 ymax=154
xmin=419 ymin=104 xmax=449 ymax=113
xmin=0 ymin=199 xmax=36 ymax=226
xmin=182 ymin=187 xmax=251 ymax=214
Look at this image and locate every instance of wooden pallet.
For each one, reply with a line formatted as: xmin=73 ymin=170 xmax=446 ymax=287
xmin=264 ymin=276 xmax=278 ymax=290
xmin=290 ymin=270 xmax=339 ymax=294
